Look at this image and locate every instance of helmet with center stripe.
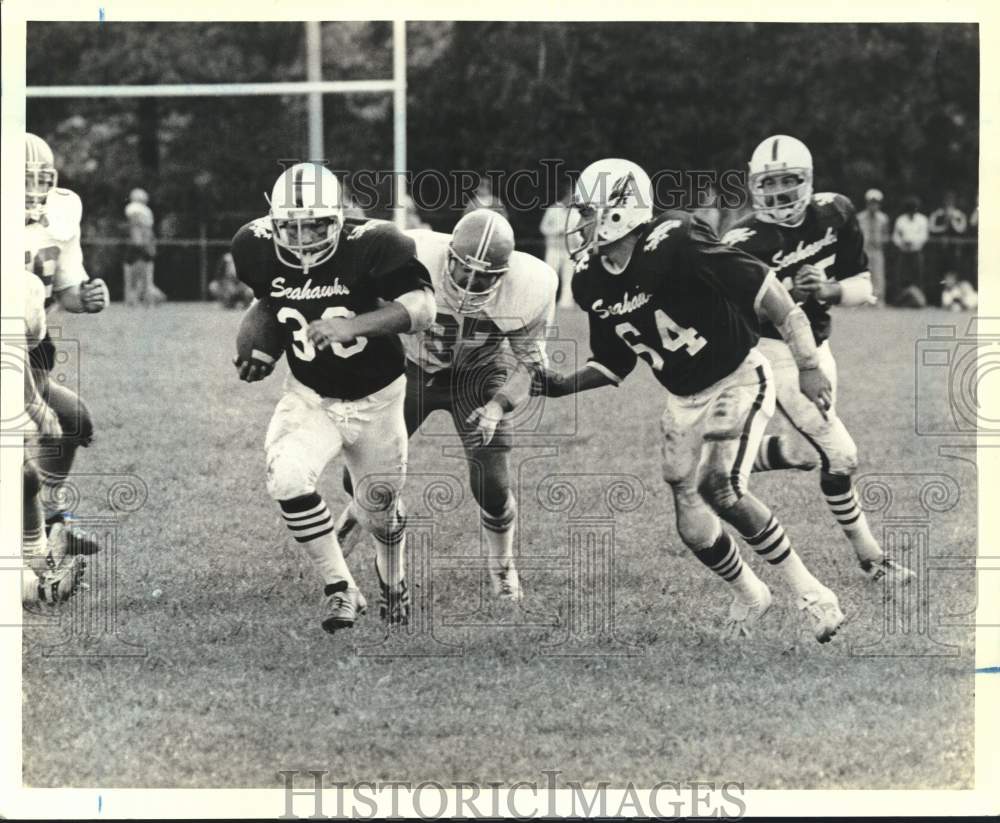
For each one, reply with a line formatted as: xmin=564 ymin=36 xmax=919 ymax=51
xmin=26 ymin=133 xmax=58 ymax=223
xmin=444 ymin=209 xmax=514 ymax=314
xmin=748 ymin=135 xmax=813 ymax=226
xmin=267 ymin=162 xmax=344 ymax=273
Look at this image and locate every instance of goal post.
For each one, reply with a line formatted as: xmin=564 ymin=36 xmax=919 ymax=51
xmin=26 ymin=21 xmax=409 ymax=228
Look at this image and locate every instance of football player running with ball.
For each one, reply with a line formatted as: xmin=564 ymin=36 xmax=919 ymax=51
xmin=537 ymin=158 xmax=844 ymax=642
xmin=336 ymin=209 xmax=558 ymax=601
xmin=25 ymin=133 xmax=109 ymax=556
xmin=721 ymin=136 xmax=913 ymax=585
xmin=231 ymin=163 xmax=436 ymax=634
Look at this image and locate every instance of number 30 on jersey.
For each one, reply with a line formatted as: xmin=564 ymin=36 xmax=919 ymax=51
xmin=276 ymin=306 xmax=367 ymax=361
xmin=615 ymin=309 xmax=706 ymax=371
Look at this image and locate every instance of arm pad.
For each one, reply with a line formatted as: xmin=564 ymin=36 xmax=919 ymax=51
xmin=393 ymin=288 xmax=437 ymax=332
xmin=775 ymin=305 xmax=820 ymax=370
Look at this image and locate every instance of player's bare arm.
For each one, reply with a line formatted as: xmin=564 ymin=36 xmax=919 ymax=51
xmin=756 ymin=275 xmax=833 ymax=413
xmin=534 ymin=362 xmax=618 ymax=398
xmin=306 ymin=286 xmax=435 ymax=351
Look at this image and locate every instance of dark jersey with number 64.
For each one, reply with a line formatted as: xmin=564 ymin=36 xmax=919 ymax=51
xmin=572 ymin=211 xmax=771 ymax=397
xmin=232 ymin=216 xmax=432 ymax=400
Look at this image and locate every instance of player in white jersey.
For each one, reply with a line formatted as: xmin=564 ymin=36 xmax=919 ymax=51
xmin=21 ymin=270 xmax=86 ymax=606
xmin=337 ymin=209 xmax=558 ymax=601
xmin=25 ymin=133 xmax=109 ymax=556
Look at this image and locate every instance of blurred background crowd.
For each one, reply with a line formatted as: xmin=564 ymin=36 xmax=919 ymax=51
xmin=26 ymin=21 xmax=978 ymax=310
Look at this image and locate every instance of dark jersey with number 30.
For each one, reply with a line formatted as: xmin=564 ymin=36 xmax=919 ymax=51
xmin=572 ymin=211 xmax=771 ymax=397
xmin=232 ymin=216 xmax=431 ymax=400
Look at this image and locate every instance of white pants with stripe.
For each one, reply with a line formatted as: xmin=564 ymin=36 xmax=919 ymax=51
xmin=264 ymin=372 xmax=408 ymax=530
xmin=756 ymin=336 xmax=858 ymax=475
xmin=660 ymin=348 xmax=775 ymax=550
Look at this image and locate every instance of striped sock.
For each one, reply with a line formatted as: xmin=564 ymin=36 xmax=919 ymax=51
xmin=373 ymin=502 xmax=407 ymax=588
xmin=693 ymin=531 xmax=764 ymax=601
xmin=279 ymin=493 xmax=354 ymax=588
xmin=821 ymin=474 xmax=882 ymax=564
xmin=742 ymin=515 xmax=821 ymax=597
xmin=482 ymin=492 xmax=516 ymax=568
xmin=752 ymin=436 xmax=782 ymax=472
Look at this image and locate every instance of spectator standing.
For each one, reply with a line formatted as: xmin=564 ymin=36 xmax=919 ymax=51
xmin=540 ymin=189 xmax=575 ymax=308
xmin=463 ymin=178 xmax=508 ymax=218
xmin=928 ymin=191 xmax=969 ymax=304
xmin=123 ymin=188 xmax=163 ymax=306
xmin=891 ymin=197 xmax=930 ymax=306
xmin=208 ymin=252 xmax=254 ymax=309
xmin=858 ymin=189 xmax=890 ymax=304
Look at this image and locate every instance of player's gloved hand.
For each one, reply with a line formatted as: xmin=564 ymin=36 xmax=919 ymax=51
xmin=233 ymin=355 xmax=275 ymax=383
xmin=466 ymin=399 xmax=505 ymax=446
xmin=80 ymin=279 xmax=110 ymax=313
xmin=799 ymin=366 xmax=833 ymax=419
xmin=307 ymin=317 xmax=357 ymax=351
xmin=794 ymin=265 xmax=840 ymax=303
xmin=531 ymin=368 xmax=568 ymax=397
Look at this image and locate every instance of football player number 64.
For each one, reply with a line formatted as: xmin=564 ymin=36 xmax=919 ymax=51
xmin=276 ymin=306 xmax=368 ymax=361
xmin=615 ymin=309 xmax=706 ymax=371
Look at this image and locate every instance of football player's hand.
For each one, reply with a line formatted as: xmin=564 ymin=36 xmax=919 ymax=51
xmin=466 ymin=400 xmax=505 ymax=446
xmin=80 ymin=279 xmax=110 ymax=313
xmin=795 ymin=265 xmax=840 ymax=303
xmin=799 ymin=366 xmax=832 ymax=419
xmin=233 ymin=355 xmax=275 ymax=383
xmin=531 ymin=368 xmax=567 ymax=397
xmin=307 ymin=317 xmax=357 ymax=351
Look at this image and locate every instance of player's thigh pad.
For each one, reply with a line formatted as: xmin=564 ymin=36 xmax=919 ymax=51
xmin=761 ymin=339 xmax=858 ymax=475
xmin=697 ymin=353 xmax=775 ymax=511
xmin=342 ymin=376 xmax=409 ymax=529
xmin=264 ymin=390 xmax=344 ymax=500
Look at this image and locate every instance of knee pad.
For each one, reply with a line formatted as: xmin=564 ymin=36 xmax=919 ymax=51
xmin=697 ymin=469 xmax=743 ymax=513
xmin=265 ymin=447 xmax=316 ymax=502
xmin=672 ymin=484 xmax=721 ymax=551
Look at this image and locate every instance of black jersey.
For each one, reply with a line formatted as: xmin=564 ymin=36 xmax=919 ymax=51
xmin=721 ymin=192 xmax=867 ymax=345
xmin=572 ymin=211 xmax=770 ymax=397
xmin=232 ymin=216 xmax=431 ymax=400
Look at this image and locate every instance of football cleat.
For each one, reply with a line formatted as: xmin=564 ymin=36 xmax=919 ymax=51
xmin=334 ymin=506 xmax=365 ymax=559
xmin=37 ymin=555 xmax=86 ymax=605
xmin=378 ymin=577 xmax=411 ymax=627
xmin=799 ymin=586 xmax=845 ymax=643
xmin=320 ymin=584 xmax=367 ymax=634
xmin=860 ymin=557 xmax=916 ymax=586
xmin=490 ymin=561 xmax=524 ymax=602
xmin=46 ymin=513 xmax=102 ymax=556
xmin=722 ymin=581 xmax=773 ymax=640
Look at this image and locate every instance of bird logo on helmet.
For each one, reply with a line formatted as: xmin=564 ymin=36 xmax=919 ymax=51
xmin=443 ymin=208 xmax=514 ymax=315
xmin=564 ymin=158 xmax=654 ymax=261
xmin=25 ymin=133 xmax=58 ymax=224
xmin=748 ymin=135 xmax=814 ymax=226
xmin=266 ymin=162 xmax=345 ymax=274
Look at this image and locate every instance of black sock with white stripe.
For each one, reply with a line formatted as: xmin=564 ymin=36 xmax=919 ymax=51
xmin=820 ymin=473 xmax=882 ymax=564
xmin=741 ymin=514 xmax=822 ymax=597
xmin=279 ymin=493 xmax=354 ymax=589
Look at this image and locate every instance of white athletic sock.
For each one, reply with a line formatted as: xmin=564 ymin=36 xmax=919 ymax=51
xmin=743 ymin=516 xmax=823 ymax=597
xmin=482 ymin=492 xmax=516 ymax=567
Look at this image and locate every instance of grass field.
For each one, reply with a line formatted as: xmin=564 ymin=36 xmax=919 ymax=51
xmin=22 ymin=302 xmax=976 ymax=790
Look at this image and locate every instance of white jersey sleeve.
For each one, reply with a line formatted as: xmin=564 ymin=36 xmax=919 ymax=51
xmin=486 ymin=250 xmax=558 ymax=369
xmin=25 ymin=188 xmax=88 ymax=305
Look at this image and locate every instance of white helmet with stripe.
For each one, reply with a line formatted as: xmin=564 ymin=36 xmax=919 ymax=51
xmin=748 ymin=135 xmax=813 ymax=226
xmin=267 ymin=162 xmax=344 ymax=273
xmin=565 ymin=158 xmax=654 ymax=261
xmin=25 ymin=133 xmax=58 ymax=223
xmin=444 ymin=208 xmax=514 ymax=314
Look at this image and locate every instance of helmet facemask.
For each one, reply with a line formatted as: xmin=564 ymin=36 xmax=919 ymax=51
xmin=267 ymin=203 xmax=342 ymax=274
xmin=749 ymin=168 xmax=812 ymax=226
xmin=25 ymin=164 xmax=57 ymax=223
xmin=442 ymin=244 xmax=507 ymax=315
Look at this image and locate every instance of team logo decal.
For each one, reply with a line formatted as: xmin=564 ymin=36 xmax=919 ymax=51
xmin=643 ymin=219 xmax=683 ymax=252
xmin=720 ymin=227 xmax=756 ymax=246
